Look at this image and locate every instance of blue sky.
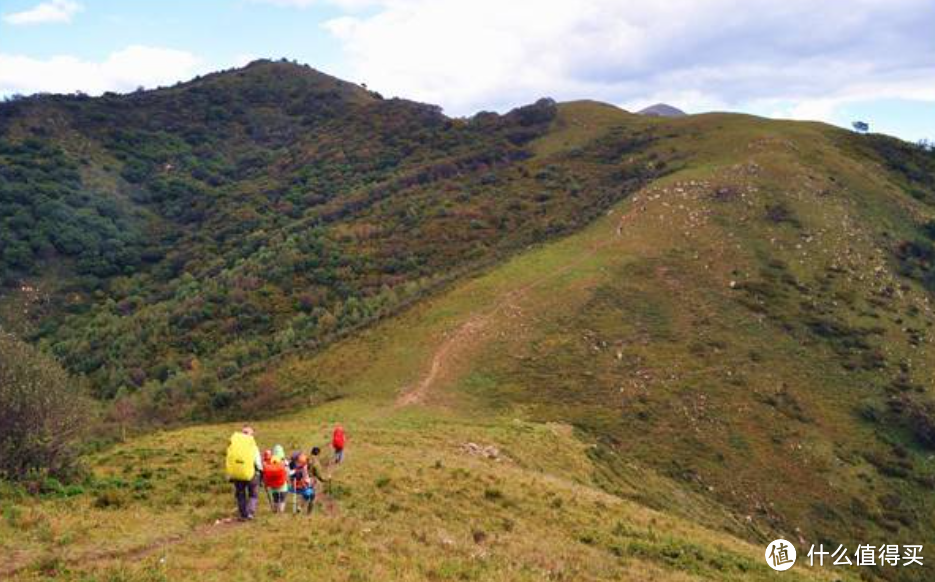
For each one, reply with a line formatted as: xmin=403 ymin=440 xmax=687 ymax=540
xmin=0 ymin=0 xmax=351 ymax=77
xmin=2 ymin=0 xmax=934 ymax=142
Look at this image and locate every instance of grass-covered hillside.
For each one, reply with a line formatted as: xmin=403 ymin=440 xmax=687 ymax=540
xmin=0 ymin=401 xmax=852 ymax=582
xmin=3 ymin=64 xmax=935 ymax=581
xmin=254 ymin=105 xmax=935 ymax=580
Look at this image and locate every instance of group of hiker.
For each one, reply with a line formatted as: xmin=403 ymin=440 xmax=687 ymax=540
xmin=225 ymin=423 xmax=346 ymax=520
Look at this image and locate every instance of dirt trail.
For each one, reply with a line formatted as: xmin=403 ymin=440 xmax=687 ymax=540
xmin=397 ymin=203 xmax=644 ymax=406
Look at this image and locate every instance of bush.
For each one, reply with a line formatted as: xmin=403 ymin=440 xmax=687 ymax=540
xmin=764 ymin=202 xmax=800 ymax=227
xmin=0 ymin=333 xmax=91 ymax=481
xmin=483 ymin=487 xmax=504 ymax=501
xmin=93 ymin=489 xmax=130 ymax=509
xmin=901 ymin=396 xmax=935 ymax=449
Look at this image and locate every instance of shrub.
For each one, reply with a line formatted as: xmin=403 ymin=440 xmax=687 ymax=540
xmin=901 ymin=396 xmax=935 ymax=449
xmin=93 ymin=489 xmax=130 ymax=509
xmin=483 ymin=487 xmax=504 ymax=501
xmin=374 ymin=476 xmax=391 ymax=489
xmin=39 ymin=477 xmax=65 ymax=496
xmin=0 ymin=333 xmax=91 ymax=481
xmin=30 ymin=554 xmax=65 ymax=577
xmin=764 ymin=202 xmax=800 ymax=227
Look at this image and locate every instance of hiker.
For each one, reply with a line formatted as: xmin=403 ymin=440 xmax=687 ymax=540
xmin=331 ymin=423 xmax=346 ymax=465
xmin=272 ymin=445 xmax=291 ymax=512
xmin=310 ymin=446 xmax=330 ymax=486
xmin=262 ymin=446 xmax=289 ymax=513
xmin=226 ymin=425 xmax=262 ymax=521
xmin=289 ymin=453 xmax=315 ymax=514
xmin=261 ymin=449 xmax=273 ymax=508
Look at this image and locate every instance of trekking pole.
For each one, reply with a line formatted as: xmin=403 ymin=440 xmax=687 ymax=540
xmin=264 ymin=483 xmax=274 ymax=512
xmin=321 ymin=480 xmax=336 ymax=515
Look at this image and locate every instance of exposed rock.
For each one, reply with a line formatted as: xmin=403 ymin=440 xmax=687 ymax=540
xmin=461 ymin=442 xmax=502 ymax=460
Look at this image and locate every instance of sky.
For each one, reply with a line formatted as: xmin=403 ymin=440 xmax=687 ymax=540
xmin=1 ymin=0 xmax=933 ymax=142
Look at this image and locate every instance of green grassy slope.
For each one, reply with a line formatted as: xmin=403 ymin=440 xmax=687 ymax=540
xmin=256 ymin=106 xmax=935 ymax=580
xmin=3 ymin=400 xmax=849 ymax=581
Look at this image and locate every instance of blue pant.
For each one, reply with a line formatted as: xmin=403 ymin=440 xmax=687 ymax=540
xmin=290 ymin=485 xmax=315 ymax=502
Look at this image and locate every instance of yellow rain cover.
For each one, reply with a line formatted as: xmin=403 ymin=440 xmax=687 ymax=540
xmin=225 ymin=432 xmax=257 ymax=481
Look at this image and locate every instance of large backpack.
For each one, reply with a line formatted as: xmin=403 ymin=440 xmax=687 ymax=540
xmin=263 ymin=459 xmax=287 ymax=488
xmin=226 ymin=432 xmax=257 ymax=481
xmin=291 ymin=463 xmax=310 ymax=490
xmin=333 ymin=427 xmax=345 ymax=449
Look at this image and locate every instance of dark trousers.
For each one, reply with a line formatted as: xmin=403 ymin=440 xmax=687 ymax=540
xmin=234 ymin=476 xmax=259 ymax=518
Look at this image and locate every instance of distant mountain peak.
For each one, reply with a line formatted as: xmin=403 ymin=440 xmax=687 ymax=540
xmin=234 ymin=58 xmax=352 ymax=85
xmin=173 ymin=56 xmax=379 ymax=105
xmin=637 ymin=103 xmax=687 ymax=117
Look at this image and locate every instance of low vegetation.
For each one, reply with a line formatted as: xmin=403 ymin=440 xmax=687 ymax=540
xmin=0 ymin=333 xmax=90 ymax=482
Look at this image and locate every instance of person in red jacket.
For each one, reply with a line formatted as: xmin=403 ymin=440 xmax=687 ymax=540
xmin=331 ymin=423 xmax=346 ymax=465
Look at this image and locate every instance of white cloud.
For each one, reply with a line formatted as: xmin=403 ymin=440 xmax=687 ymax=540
xmin=4 ymin=0 xmax=82 ymax=26
xmin=252 ymin=0 xmax=377 ymax=10
xmin=323 ymin=0 xmax=935 ymax=122
xmin=748 ymin=69 xmax=935 ymax=125
xmin=0 ymin=45 xmax=203 ymax=96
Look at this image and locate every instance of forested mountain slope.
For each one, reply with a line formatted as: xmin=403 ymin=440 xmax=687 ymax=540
xmin=0 ymin=61 xmax=662 ymax=421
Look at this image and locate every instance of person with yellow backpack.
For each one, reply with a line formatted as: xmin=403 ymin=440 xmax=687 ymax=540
xmin=226 ymin=426 xmax=262 ymax=520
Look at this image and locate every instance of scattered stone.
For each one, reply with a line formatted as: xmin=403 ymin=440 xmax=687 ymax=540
xmin=461 ymin=442 xmax=501 ymax=460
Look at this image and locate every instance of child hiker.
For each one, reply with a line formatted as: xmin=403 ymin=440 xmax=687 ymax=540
xmin=262 ymin=446 xmax=289 ymax=513
xmin=289 ymin=453 xmax=315 ymax=514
